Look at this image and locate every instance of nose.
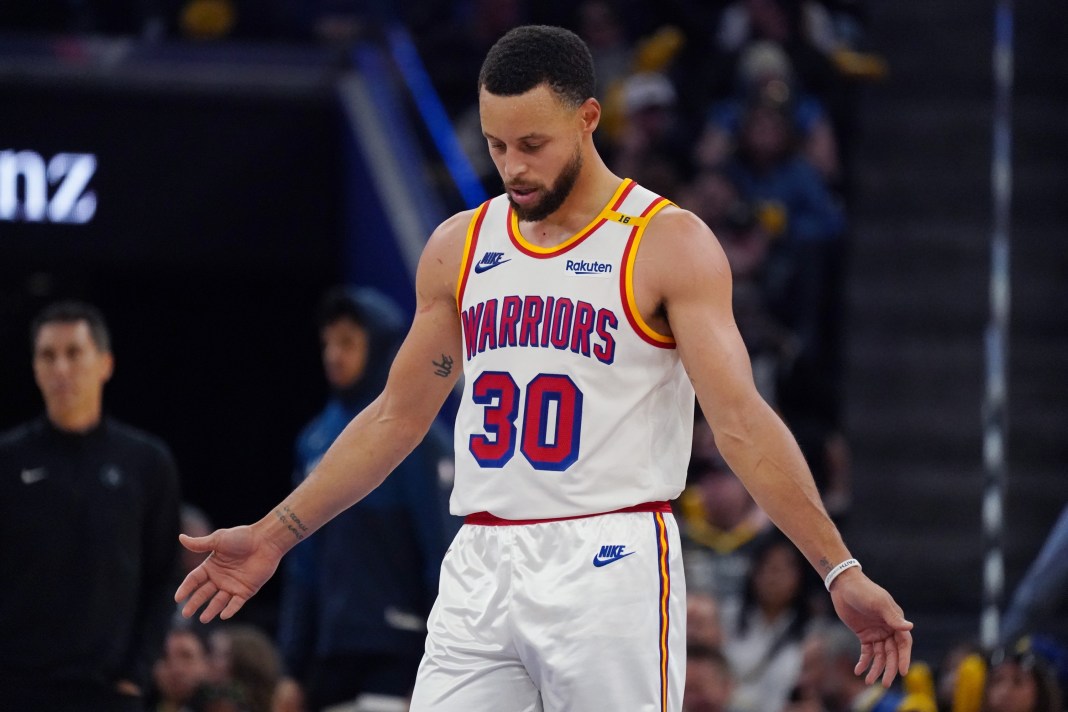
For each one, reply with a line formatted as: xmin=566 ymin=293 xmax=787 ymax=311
xmin=51 ymin=354 xmax=73 ymax=375
xmin=503 ymin=156 xmax=528 ymax=182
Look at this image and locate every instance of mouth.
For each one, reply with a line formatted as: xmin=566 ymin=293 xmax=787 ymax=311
xmin=508 ymin=186 xmax=539 ymax=205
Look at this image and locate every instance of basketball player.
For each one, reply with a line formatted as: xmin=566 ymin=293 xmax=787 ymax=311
xmin=176 ymin=25 xmax=912 ymax=712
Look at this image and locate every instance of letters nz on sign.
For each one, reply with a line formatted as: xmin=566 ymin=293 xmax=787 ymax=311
xmin=0 ymin=150 xmax=97 ymax=224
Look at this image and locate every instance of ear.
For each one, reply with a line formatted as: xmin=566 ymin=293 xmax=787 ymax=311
xmin=99 ymin=351 xmax=115 ymax=384
xmin=579 ymin=97 xmax=602 ymax=134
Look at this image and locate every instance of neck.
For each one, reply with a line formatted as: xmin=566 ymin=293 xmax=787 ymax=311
xmin=521 ymin=157 xmax=621 ymax=245
xmin=47 ymin=405 xmax=102 ymax=434
xmin=759 ymin=600 xmax=790 ymax=622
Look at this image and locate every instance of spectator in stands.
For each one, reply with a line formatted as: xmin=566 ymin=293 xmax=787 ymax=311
xmin=276 ymin=286 xmax=455 ymax=712
xmin=712 ymin=0 xmax=841 ymax=107
xmin=677 ymin=170 xmax=798 ymax=410
xmin=727 ymin=85 xmax=847 ymax=448
xmin=150 ymin=624 xmax=213 ymax=712
xmin=680 ymin=455 xmax=774 ymax=630
xmin=724 ymin=530 xmax=818 ymax=712
xmin=783 ymin=626 xmax=833 ymax=712
xmin=983 ymin=638 xmax=1063 ymax=712
xmin=696 ymin=40 xmax=840 ymax=182
xmin=609 ymin=70 xmax=694 ymax=197
xmin=726 ymin=84 xmax=845 ymax=256
xmin=575 ymin=0 xmax=634 ymax=102
xmin=684 ymin=644 xmax=736 ymax=712
xmin=689 ymin=591 xmax=727 ymax=651
xmin=206 ymin=624 xmax=283 ymax=712
xmin=678 ymin=169 xmax=771 ymax=281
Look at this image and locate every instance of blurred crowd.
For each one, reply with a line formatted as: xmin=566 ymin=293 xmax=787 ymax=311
xmin=3 ymin=1 xmax=1066 ymax=711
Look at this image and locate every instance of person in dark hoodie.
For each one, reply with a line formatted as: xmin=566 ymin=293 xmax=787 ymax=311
xmin=276 ymin=286 xmax=456 ymax=712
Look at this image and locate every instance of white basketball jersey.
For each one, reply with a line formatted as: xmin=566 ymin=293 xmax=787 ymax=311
xmin=452 ymin=179 xmax=696 ymax=519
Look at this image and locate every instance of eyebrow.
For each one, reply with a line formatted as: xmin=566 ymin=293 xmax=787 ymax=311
xmin=483 ymin=132 xmax=549 ymax=142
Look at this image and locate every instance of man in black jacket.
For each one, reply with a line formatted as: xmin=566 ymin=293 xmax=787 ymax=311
xmin=0 ymin=300 xmax=182 ymax=711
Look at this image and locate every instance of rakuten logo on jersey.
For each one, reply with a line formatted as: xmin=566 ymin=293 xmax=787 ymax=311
xmin=0 ymin=150 xmax=98 ymax=224
xmin=565 ymin=259 xmax=613 ymax=275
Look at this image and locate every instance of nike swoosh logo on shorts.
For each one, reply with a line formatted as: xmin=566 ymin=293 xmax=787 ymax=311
xmin=592 ymin=551 xmax=636 ymax=567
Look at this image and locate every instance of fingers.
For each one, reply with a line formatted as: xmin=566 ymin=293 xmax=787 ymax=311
xmin=175 ymin=567 xmax=208 ymax=603
xmin=897 ymin=629 xmax=913 ymax=676
xmin=221 ymin=595 xmax=247 ymax=620
xmin=882 ymin=638 xmax=899 ymax=687
xmin=856 ymin=632 xmax=915 ymax=688
xmin=198 ymin=589 xmax=233 ymax=623
xmin=179 ymin=579 xmax=218 ymax=620
xmin=864 ymin=644 xmax=887 ymax=686
xmin=855 ymin=642 xmax=873 ymax=678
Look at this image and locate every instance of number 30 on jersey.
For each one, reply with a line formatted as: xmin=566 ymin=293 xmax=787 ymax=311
xmin=468 ymin=371 xmax=583 ymax=471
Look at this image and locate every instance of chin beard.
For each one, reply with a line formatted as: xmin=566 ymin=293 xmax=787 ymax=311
xmin=509 ymin=148 xmax=583 ymax=222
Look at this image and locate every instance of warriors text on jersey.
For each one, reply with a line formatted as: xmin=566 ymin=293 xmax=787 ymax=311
xmin=452 ymin=179 xmax=696 ymax=519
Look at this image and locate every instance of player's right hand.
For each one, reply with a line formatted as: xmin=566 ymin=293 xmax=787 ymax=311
xmin=175 ymin=525 xmax=284 ymax=623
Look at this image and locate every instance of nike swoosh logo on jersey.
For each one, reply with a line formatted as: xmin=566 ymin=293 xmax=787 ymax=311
xmin=473 ymin=251 xmax=512 ymax=273
xmin=21 ymin=467 xmax=48 ymax=485
xmin=592 ymin=550 xmax=636 ymax=567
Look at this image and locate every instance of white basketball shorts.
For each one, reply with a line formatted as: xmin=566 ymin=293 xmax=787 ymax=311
xmin=409 ymin=505 xmax=686 ymax=712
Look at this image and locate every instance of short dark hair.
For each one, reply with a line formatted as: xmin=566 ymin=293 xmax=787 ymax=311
xmin=687 ymin=643 xmax=730 ymax=670
xmin=31 ymin=300 xmax=111 ymax=353
xmin=478 ymin=25 xmax=596 ymax=109
xmin=316 ymin=286 xmax=366 ymax=331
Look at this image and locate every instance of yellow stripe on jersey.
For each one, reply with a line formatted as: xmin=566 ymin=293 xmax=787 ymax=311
xmin=455 ymin=201 xmax=490 ymax=309
xmin=603 ymin=209 xmax=649 ymax=227
xmin=624 ymin=198 xmax=675 ymax=345
xmin=509 ymin=178 xmax=635 ymax=255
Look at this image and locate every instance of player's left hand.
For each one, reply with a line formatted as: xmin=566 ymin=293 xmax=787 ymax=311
xmin=829 ymin=569 xmax=914 ymax=687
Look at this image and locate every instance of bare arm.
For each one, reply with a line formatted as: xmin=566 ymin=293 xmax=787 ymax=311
xmin=175 ymin=210 xmax=471 ymax=622
xmin=261 ymin=221 xmax=467 ymax=548
xmin=635 ymin=207 xmax=912 ymax=685
xmin=635 ymin=208 xmax=845 ymax=569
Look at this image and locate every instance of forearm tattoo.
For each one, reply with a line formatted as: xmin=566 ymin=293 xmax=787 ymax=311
xmin=819 ymin=557 xmax=832 ymax=575
xmin=275 ymin=505 xmax=309 ymax=542
xmin=432 ymin=354 xmax=454 ymax=378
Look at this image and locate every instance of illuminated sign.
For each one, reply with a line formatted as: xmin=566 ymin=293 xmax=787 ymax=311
xmin=0 ymin=150 xmax=97 ymax=224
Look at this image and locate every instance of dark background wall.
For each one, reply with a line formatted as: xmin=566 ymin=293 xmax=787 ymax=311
xmin=0 ymin=74 xmax=346 ymax=621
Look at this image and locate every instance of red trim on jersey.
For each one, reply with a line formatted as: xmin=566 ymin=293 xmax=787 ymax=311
xmin=506 ymin=179 xmax=638 ymax=258
xmin=611 ymin=178 xmax=638 ymax=207
xmin=464 ymin=500 xmax=672 ymax=526
xmin=620 ymin=196 xmax=676 ymax=348
xmin=455 ymin=201 xmax=490 ymax=309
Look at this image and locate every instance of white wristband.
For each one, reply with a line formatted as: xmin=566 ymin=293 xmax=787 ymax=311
xmin=824 ymin=558 xmax=862 ymax=591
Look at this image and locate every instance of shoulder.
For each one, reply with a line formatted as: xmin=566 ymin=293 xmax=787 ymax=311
xmin=416 ymin=206 xmax=489 ymax=296
xmin=424 ymin=207 xmax=486 ymax=265
xmin=641 ymin=204 xmax=731 ymax=282
xmin=0 ymin=420 xmax=39 ymax=451
xmin=105 ymin=418 xmax=178 ymax=467
xmin=624 ymin=202 xmax=734 ymax=334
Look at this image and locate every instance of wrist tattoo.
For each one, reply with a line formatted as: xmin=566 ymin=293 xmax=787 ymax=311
xmin=819 ymin=557 xmax=832 ymax=574
xmin=275 ymin=506 xmax=308 ymax=541
xmin=432 ymin=354 xmax=454 ymax=378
